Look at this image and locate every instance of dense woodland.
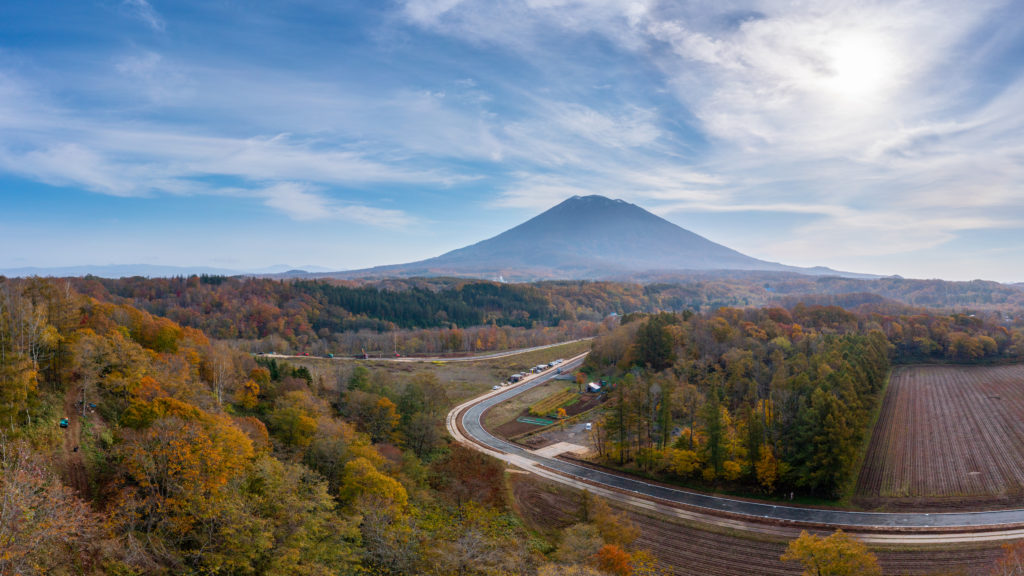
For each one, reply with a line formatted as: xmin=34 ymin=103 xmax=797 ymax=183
xmin=0 ymin=277 xmax=663 ymax=576
xmin=633 ymin=271 xmax=1024 ymax=311
xmin=5 ymin=274 xmax=1024 ymax=574
xmin=583 ymin=305 xmax=1024 ymax=498
xmin=70 ymin=275 xmax=1024 ymax=359
xmin=76 ymin=275 xmax=753 ymax=332
xmin=69 ymin=276 xmax=760 ymax=356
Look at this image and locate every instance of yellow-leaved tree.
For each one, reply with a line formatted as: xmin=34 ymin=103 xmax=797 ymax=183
xmin=115 ymin=397 xmax=255 ymax=550
xmin=781 ymin=530 xmax=881 ymax=576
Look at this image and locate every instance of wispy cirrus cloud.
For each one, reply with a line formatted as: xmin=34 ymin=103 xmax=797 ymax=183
xmin=0 ymin=143 xmax=141 ymax=197
xmin=4 ymin=1 xmax=1024 ymax=277
xmin=402 ymin=0 xmax=1024 ymax=272
xmin=0 ymin=69 xmax=445 ymax=227
xmin=121 ymin=0 xmax=165 ymax=32
xmin=115 ymin=52 xmax=193 ymax=104
xmin=254 ymin=182 xmax=415 ymax=227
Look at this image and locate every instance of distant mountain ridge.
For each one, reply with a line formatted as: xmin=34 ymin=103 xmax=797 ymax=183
xmin=0 ymin=264 xmax=333 ymax=279
xmin=3 ymin=196 xmax=871 ymax=281
xmin=324 ymin=195 xmax=868 ymax=281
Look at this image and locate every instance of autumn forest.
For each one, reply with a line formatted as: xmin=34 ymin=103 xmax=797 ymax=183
xmin=4 ymin=275 xmax=1024 ymax=575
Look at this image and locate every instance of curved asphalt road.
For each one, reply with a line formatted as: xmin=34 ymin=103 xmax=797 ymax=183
xmin=455 ymin=355 xmax=1024 ymax=532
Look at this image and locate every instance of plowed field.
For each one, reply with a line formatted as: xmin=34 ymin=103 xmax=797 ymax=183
xmin=510 ymin=473 xmax=1003 ymax=575
xmin=854 ymin=364 xmax=1024 ymax=511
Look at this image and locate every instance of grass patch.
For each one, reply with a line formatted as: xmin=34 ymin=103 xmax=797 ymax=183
xmin=291 ymin=340 xmax=591 ymax=411
xmin=528 ymin=388 xmax=577 ymax=417
xmin=483 ymin=377 xmax=575 ymax=430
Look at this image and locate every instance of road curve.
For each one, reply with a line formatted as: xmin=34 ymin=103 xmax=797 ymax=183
xmin=448 ymin=353 xmax=1024 ymax=542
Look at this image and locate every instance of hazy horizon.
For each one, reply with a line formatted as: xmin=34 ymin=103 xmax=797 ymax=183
xmin=3 ymin=2 xmax=1024 ymax=282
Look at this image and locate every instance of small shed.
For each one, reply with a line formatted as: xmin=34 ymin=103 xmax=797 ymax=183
xmin=587 ymin=382 xmax=601 ymax=393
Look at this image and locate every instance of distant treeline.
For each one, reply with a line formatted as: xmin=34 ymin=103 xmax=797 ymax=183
xmin=66 ymin=276 xmax=753 ymax=351
xmin=61 ymin=274 xmax=1024 ymax=356
xmin=640 ymin=270 xmax=1024 ymax=311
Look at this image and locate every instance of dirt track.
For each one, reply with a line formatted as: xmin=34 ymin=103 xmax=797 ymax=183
xmin=60 ymin=382 xmax=88 ymax=495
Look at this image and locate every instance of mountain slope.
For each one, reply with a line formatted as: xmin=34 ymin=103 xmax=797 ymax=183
xmin=329 ymin=195 xmax=856 ymax=281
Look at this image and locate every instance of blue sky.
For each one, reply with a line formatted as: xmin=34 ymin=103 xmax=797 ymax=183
xmin=2 ymin=1 xmax=1024 ymax=281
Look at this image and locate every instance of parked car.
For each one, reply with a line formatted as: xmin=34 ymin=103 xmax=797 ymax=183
xmin=59 ymin=417 xmax=69 ymax=428
xmin=584 ymin=422 xmax=592 ymax=431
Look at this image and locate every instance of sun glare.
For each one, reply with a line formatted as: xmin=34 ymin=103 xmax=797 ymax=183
xmin=825 ymin=33 xmax=892 ymax=101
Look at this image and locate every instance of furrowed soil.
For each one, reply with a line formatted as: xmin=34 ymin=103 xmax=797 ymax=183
xmin=509 ymin=473 xmax=1004 ymax=576
xmin=854 ymin=363 xmax=1024 ymax=511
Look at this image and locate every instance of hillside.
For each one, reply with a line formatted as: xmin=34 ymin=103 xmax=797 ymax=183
xmin=326 ymin=195 xmax=861 ymax=281
xmin=62 ymin=273 xmax=1024 ymax=362
xmin=0 ymin=276 xmax=652 ymax=576
xmin=4 ymin=276 xmax=1022 ymax=575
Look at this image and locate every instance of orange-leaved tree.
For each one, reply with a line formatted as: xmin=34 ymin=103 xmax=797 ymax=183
xmin=116 ymin=399 xmax=254 ymax=541
xmin=594 ymin=544 xmax=632 ymax=576
xmin=992 ymin=539 xmax=1024 ymax=576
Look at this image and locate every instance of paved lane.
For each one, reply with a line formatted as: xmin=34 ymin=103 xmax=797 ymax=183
xmin=267 ymin=338 xmax=590 ymax=363
xmin=455 ymin=355 xmax=1024 ymax=531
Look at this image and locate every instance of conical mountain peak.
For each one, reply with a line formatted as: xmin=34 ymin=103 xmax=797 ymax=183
xmin=334 ymin=195 xmax=834 ymax=281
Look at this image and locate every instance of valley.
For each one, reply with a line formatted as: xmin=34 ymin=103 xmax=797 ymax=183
xmin=6 ymin=271 xmax=1024 ymax=575
xmin=6 ymin=199 xmax=1024 ymax=576
xmin=8 ymin=2 xmax=1024 ymax=574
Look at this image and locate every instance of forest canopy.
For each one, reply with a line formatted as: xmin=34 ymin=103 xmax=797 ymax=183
xmin=582 ymin=305 xmax=1024 ymax=498
xmin=0 ymin=276 xmax=664 ymax=576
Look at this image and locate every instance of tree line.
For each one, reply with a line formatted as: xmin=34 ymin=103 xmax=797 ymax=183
xmin=584 ymin=305 xmax=1024 ymax=498
xmin=65 ymin=275 xmax=771 ymax=349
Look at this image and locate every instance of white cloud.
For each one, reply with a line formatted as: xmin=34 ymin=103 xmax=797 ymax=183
xmin=545 ymin=103 xmax=661 ymax=149
xmin=492 ymin=173 xmax=593 ymax=208
xmin=492 ymin=163 xmax=726 ymax=210
xmin=0 ymin=124 xmax=451 ymax=198
xmin=115 ymin=51 xmax=193 ymax=104
xmin=5 ymin=0 xmax=1024 ymax=275
xmin=0 ymin=143 xmax=140 ymax=197
xmin=400 ymin=0 xmax=1024 ymax=272
xmin=404 ymin=0 xmax=468 ymax=25
xmin=122 ymin=0 xmax=165 ymax=32
xmin=256 ymin=182 xmax=415 ymax=227
xmin=0 ymin=72 xmax=433 ymax=227
xmin=767 ymin=211 xmax=1023 ymax=262
xmin=403 ymin=0 xmax=654 ymax=52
